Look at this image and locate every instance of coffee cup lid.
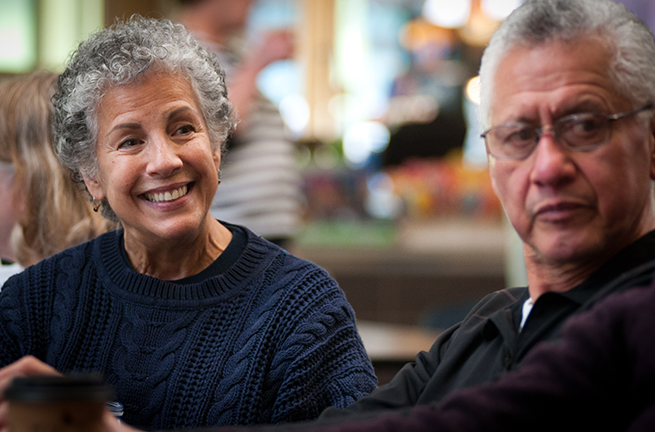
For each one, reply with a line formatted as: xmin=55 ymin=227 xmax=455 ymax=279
xmin=4 ymin=374 xmax=114 ymax=402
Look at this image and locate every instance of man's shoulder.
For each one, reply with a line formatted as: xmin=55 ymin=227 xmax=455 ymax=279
xmin=465 ymin=287 xmax=527 ymax=318
xmin=583 ymin=258 xmax=655 ymax=311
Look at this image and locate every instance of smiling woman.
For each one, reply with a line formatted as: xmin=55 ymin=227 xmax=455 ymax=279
xmin=0 ymin=16 xmax=376 ymax=431
xmin=85 ymin=72 xmax=226 ymax=279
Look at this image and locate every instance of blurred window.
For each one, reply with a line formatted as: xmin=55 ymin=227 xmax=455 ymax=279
xmin=0 ymin=0 xmax=36 ymax=73
xmin=0 ymin=0 xmax=103 ymax=73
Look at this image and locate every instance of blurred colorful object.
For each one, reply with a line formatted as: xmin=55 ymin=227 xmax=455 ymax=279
xmin=383 ymin=156 xmax=501 ymax=220
xmin=301 ymin=155 xmax=501 ymax=225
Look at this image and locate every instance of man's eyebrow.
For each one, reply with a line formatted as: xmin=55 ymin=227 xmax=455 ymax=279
xmin=495 ymin=115 xmax=538 ymax=126
xmin=497 ymin=101 xmax=608 ymax=127
xmin=555 ymin=100 xmax=606 ymax=117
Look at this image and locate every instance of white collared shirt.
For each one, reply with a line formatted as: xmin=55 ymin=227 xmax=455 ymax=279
xmin=519 ymin=297 xmax=534 ymax=331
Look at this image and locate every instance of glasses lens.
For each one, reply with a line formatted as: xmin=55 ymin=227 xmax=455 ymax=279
xmin=487 ymin=125 xmax=537 ymax=159
xmin=557 ymin=114 xmax=610 ymax=149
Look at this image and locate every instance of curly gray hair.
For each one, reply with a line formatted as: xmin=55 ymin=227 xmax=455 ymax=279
xmin=52 ymin=15 xmax=235 ymax=222
xmin=479 ymin=0 xmax=655 ymax=130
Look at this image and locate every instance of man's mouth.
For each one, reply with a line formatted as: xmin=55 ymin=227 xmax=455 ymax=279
xmin=535 ymin=201 xmax=585 ymax=216
xmin=532 ymin=199 xmax=592 ymax=223
xmin=143 ymin=185 xmax=189 ymax=203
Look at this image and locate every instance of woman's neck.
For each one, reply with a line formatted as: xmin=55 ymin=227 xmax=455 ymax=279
xmin=123 ymin=219 xmax=233 ymax=280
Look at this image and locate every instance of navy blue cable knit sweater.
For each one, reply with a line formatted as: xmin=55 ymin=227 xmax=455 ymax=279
xmin=0 ymin=224 xmax=377 ymax=430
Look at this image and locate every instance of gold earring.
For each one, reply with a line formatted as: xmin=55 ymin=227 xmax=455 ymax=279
xmin=93 ymin=198 xmax=101 ymax=213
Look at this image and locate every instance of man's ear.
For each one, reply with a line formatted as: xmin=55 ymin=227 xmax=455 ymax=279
xmin=488 ymin=157 xmax=500 ymax=196
xmin=82 ymin=173 xmax=105 ymax=201
xmin=649 ymin=119 xmax=655 ymax=180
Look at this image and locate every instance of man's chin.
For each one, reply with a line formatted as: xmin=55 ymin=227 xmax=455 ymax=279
xmin=527 ymin=232 xmax=606 ymax=267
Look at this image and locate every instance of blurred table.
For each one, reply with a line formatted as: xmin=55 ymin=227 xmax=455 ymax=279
xmin=357 ymin=320 xmax=441 ymax=362
xmin=292 ymin=219 xmax=507 ymax=326
xmin=357 ymin=320 xmax=442 ymax=384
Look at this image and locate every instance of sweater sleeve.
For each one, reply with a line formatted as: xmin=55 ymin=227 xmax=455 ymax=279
xmin=0 ymin=274 xmax=27 ymax=365
xmin=266 ymin=263 xmax=377 ymax=424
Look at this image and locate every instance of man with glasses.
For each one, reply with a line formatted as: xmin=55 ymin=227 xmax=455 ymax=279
xmin=311 ymin=0 xmax=655 ymax=421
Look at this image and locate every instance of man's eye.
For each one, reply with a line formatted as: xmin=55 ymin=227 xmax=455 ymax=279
xmin=504 ymin=128 xmax=535 ymax=143
xmin=571 ymin=117 xmax=604 ymax=134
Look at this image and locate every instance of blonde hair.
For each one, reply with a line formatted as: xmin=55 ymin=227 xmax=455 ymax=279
xmin=0 ymin=72 xmax=114 ymax=267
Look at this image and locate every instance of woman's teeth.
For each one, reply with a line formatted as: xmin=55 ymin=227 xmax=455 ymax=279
xmin=145 ymin=185 xmax=188 ymax=203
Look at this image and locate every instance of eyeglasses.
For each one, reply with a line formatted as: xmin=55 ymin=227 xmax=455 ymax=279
xmin=480 ymin=104 xmax=654 ymax=160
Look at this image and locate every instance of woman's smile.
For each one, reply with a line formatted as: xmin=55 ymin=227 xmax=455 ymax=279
xmin=142 ymin=184 xmax=190 ymax=203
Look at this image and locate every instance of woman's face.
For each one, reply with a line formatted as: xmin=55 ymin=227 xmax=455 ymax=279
xmin=84 ymin=71 xmax=221 ymax=246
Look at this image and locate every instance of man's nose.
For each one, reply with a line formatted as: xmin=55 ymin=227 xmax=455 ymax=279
xmin=529 ymin=130 xmax=576 ymax=187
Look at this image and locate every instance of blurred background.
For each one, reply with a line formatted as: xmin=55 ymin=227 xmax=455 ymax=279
xmin=2 ymin=0 xmax=653 ymax=380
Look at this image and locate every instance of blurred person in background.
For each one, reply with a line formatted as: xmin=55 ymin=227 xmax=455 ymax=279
xmin=0 ymin=17 xmax=376 ymax=431
xmin=177 ymin=0 xmax=304 ymax=249
xmin=0 ymin=72 xmax=113 ymax=284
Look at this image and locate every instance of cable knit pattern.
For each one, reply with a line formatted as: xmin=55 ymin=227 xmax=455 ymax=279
xmin=0 ymin=225 xmax=377 ymax=430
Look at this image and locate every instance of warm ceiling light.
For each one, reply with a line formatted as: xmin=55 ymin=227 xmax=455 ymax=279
xmin=422 ymin=0 xmax=471 ymax=29
xmin=481 ymin=0 xmax=522 ymax=21
xmin=465 ymin=76 xmax=481 ymax=105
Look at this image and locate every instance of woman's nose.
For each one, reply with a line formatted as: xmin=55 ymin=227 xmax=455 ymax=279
xmin=146 ymin=136 xmax=183 ymax=177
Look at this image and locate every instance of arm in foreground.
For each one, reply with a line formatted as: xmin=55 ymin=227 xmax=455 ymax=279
xmin=228 ymin=30 xmax=293 ymax=128
xmin=265 ymin=264 xmax=377 ymax=423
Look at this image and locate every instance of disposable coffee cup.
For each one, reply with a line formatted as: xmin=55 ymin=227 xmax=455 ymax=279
xmin=4 ymin=374 xmax=114 ymax=432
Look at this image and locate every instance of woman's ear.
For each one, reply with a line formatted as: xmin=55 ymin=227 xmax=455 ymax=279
xmin=212 ymin=148 xmax=221 ymax=171
xmin=82 ymin=173 xmax=105 ymax=201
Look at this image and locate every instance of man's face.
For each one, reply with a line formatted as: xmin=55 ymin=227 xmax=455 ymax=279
xmin=488 ymin=38 xmax=655 ymax=268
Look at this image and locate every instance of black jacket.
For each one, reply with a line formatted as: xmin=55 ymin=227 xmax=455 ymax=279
xmin=320 ymin=230 xmax=655 ymax=419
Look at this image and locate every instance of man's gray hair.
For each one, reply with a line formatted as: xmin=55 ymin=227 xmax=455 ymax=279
xmin=52 ymin=15 xmax=234 ymax=221
xmin=479 ymin=0 xmax=655 ymax=129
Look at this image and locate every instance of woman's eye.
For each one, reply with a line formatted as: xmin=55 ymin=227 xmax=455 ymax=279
xmin=118 ymin=139 xmax=139 ymax=149
xmin=175 ymin=124 xmax=195 ymax=135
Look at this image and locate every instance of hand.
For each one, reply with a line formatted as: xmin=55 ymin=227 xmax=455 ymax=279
xmin=250 ymin=29 xmax=295 ymax=71
xmin=0 ymin=356 xmax=61 ymax=432
xmin=228 ymin=29 xmax=295 ymax=128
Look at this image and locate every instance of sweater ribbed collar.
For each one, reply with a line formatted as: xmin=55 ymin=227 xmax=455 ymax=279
xmin=93 ymin=224 xmax=274 ymax=304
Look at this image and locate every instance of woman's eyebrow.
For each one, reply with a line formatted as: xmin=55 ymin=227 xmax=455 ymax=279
xmin=167 ymin=106 xmax=198 ymax=121
xmin=106 ymin=122 xmax=141 ymax=138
